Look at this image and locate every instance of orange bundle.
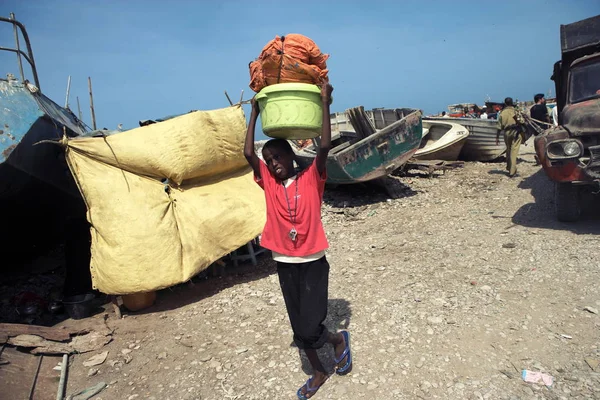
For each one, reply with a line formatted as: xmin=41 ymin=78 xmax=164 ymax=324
xmin=249 ymin=33 xmax=329 ymax=92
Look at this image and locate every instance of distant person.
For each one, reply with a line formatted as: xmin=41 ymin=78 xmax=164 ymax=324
xmin=497 ymin=97 xmax=525 ymax=177
xmin=480 ymin=108 xmax=488 ymax=119
xmin=552 ymin=105 xmax=559 ymax=126
xmin=442 ymin=111 xmax=450 ymax=118
xmin=530 ymin=93 xmax=550 ymax=129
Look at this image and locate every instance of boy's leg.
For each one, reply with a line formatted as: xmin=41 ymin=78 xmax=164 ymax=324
xmin=277 ymin=262 xmax=303 ymax=346
xmin=296 ymin=257 xmax=331 ymax=397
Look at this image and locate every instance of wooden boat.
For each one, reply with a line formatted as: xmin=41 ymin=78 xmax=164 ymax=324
xmin=414 ymin=120 xmax=469 ymax=161
xmin=424 ymin=117 xmax=505 ymax=161
xmin=293 ymin=107 xmax=422 ymax=184
xmin=0 ymin=14 xmax=88 ymax=259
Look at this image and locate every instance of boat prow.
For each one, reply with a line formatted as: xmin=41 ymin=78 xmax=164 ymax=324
xmin=414 ymin=120 xmax=470 ymax=161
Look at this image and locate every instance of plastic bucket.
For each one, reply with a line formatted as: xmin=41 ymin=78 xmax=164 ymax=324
xmin=255 ymin=83 xmax=331 ymax=140
xmin=63 ymin=293 xmax=96 ymax=320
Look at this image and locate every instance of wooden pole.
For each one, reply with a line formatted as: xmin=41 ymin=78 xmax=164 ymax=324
xmin=64 ymin=75 xmax=71 ymax=108
xmin=88 ymin=77 xmax=97 ymax=130
xmin=76 ymin=96 xmax=82 ymax=121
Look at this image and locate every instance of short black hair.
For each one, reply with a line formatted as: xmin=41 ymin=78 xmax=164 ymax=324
xmin=262 ymin=138 xmax=294 ymax=156
xmin=504 ymin=97 xmax=514 ymax=106
xmin=534 ymin=93 xmax=545 ymax=103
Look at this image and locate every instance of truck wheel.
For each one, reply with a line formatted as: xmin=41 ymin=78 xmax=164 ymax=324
xmin=555 ymin=182 xmax=581 ymax=222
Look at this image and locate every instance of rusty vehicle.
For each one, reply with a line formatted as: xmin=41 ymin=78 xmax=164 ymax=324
xmin=534 ymin=14 xmax=600 ymax=222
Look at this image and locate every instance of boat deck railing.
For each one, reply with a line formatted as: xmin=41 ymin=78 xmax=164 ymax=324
xmin=0 ymin=13 xmax=41 ymax=89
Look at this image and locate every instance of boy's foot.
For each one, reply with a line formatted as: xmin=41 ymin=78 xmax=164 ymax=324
xmin=297 ymin=372 xmax=329 ymax=399
xmin=334 ymin=330 xmax=352 ymax=375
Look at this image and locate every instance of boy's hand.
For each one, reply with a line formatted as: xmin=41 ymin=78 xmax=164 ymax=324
xmin=320 ymin=83 xmax=333 ymax=101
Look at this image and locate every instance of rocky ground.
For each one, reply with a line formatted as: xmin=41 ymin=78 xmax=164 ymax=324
xmin=61 ymin=142 xmax=600 ymax=400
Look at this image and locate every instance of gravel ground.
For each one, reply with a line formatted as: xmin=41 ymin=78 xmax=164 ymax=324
xmin=64 ymin=142 xmax=600 ymax=400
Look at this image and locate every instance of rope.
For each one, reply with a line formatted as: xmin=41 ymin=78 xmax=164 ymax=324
xmin=276 ymin=36 xmax=285 ymax=84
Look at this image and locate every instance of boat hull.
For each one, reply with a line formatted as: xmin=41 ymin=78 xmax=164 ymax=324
xmin=425 ymin=117 xmax=505 ymax=161
xmin=0 ymin=79 xmax=86 ymax=196
xmin=414 ymin=120 xmax=469 ymax=161
xmin=296 ymin=110 xmax=422 ymax=184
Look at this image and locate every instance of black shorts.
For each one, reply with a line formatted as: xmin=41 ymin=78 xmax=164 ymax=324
xmin=276 ymin=256 xmax=330 ymax=350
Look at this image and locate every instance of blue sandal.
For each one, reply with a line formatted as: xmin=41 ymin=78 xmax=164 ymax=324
xmin=297 ymin=376 xmax=328 ymax=399
xmin=334 ymin=330 xmax=353 ymax=375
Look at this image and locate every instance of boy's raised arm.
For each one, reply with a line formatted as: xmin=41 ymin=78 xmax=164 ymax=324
xmin=316 ymin=83 xmax=333 ymax=175
xmin=244 ymin=98 xmax=262 ymax=178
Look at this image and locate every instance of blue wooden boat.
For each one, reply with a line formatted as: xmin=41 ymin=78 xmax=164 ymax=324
xmin=0 ymin=15 xmax=87 ymax=196
xmin=0 ymin=14 xmax=89 ymax=259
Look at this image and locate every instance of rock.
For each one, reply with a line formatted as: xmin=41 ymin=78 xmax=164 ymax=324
xmin=123 ymin=354 xmax=133 ymax=364
xmin=83 ymin=351 xmax=109 ymax=367
xmin=502 ymin=243 xmax=517 ymax=249
xmin=157 ymin=352 xmax=167 ymax=360
xmin=128 ymin=395 xmax=139 ymax=400
xmin=235 ymin=348 xmax=248 ymax=355
xmin=198 ymin=354 xmax=212 ymax=362
xmin=427 ymin=316 xmax=444 ymax=325
xmin=583 ymin=306 xmax=598 ymax=314
xmin=216 ymin=373 xmax=226 ymax=380
xmin=88 ymin=368 xmax=99 ymax=377
xmin=480 ymin=285 xmax=492 ymax=292
xmin=121 ymin=349 xmax=132 ymax=355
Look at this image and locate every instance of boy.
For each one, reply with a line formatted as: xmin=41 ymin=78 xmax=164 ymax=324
xmin=244 ymin=84 xmax=352 ymax=399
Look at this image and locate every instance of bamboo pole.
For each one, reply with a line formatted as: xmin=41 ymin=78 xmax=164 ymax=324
xmin=64 ymin=76 xmax=71 ymax=108
xmin=88 ymin=77 xmax=97 ymax=130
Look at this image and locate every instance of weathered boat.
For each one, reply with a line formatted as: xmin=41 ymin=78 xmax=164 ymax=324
xmin=0 ymin=15 xmax=87 ymax=194
xmin=424 ymin=117 xmax=505 ymax=161
xmin=0 ymin=14 xmax=89 ymax=261
xmin=414 ymin=120 xmax=469 ymax=161
xmin=293 ymin=107 xmax=422 ymax=184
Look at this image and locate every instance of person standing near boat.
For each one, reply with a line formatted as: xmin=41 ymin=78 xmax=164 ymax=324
xmin=497 ymin=97 xmax=526 ymax=177
xmin=244 ymin=83 xmax=352 ymax=399
xmin=529 ymin=93 xmax=550 ymax=129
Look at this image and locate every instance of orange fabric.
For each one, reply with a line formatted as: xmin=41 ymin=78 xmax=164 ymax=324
xmin=249 ymin=34 xmax=329 ymax=92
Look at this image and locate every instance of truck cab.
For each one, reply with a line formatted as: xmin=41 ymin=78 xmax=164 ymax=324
xmin=534 ymin=14 xmax=600 ymax=222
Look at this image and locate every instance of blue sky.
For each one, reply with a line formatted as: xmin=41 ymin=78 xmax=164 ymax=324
xmin=2 ymin=1 xmax=599 ymax=138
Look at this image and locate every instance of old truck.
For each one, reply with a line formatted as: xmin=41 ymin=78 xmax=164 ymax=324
xmin=534 ymin=14 xmax=600 ymax=222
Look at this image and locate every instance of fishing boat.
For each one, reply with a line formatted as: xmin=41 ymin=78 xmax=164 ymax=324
xmin=414 ymin=120 xmax=469 ymax=161
xmin=0 ymin=15 xmax=87 ymax=194
xmin=0 ymin=14 xmax=88 ymax=258
xmin=424 ymin=117 xmax=505 ymax=161
xmin=293 ymin=107 xmax=422 ymax=184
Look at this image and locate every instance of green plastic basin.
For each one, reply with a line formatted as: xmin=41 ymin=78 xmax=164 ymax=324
xmin=255 ymin=83 xmax=332 ymax=140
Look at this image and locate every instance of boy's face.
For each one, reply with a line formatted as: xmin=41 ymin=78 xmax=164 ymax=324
xmin=262 ymin=147 xmax=294 ymax=181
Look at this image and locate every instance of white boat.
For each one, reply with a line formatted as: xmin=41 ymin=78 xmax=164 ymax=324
xmin=414 ymin=120 xmax=470 ymax=161
xmin=425 ymin=117 xmax=505 ymax=161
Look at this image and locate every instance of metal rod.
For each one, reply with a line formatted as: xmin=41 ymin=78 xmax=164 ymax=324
xmin=28 ymin=355 xmax=43 ymax=400
xmin=88 ymin=77 xmax=97 ymax=130
xmin=76 ymin=96 xmax=82 ymax=121
xmin=0 ymin=16 xmax=41 ymax=89
xmin=224 ymin=91 xmax=233 ymax=106
xmin=56 ymin=354 xmax=68 ymax=400
xmin=10 ymin=13 xmax=25 ymax=83
xmin=65 ymin=76 xmax=71 ymax=108
xmin=239 ymin=90 xmax=244 ymax=105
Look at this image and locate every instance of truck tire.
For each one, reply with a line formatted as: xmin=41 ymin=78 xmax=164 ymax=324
xmin=555 ymin=182 xmax=581 ymax=222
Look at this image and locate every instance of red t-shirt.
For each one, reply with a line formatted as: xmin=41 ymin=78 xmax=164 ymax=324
xmin=255 ymin=160 xmax=329 ymax=257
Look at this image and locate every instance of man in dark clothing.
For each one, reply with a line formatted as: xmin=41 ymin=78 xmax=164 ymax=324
xmin=530 ymin=93 xmax=550 ymax=127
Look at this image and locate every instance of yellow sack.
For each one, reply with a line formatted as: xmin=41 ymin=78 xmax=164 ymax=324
xmin=65 ymin=107 xmax=266 ymax=295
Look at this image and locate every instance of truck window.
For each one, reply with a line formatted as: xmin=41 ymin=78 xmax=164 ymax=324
xmin=569 ymin=58 xmax=600 ymax=104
